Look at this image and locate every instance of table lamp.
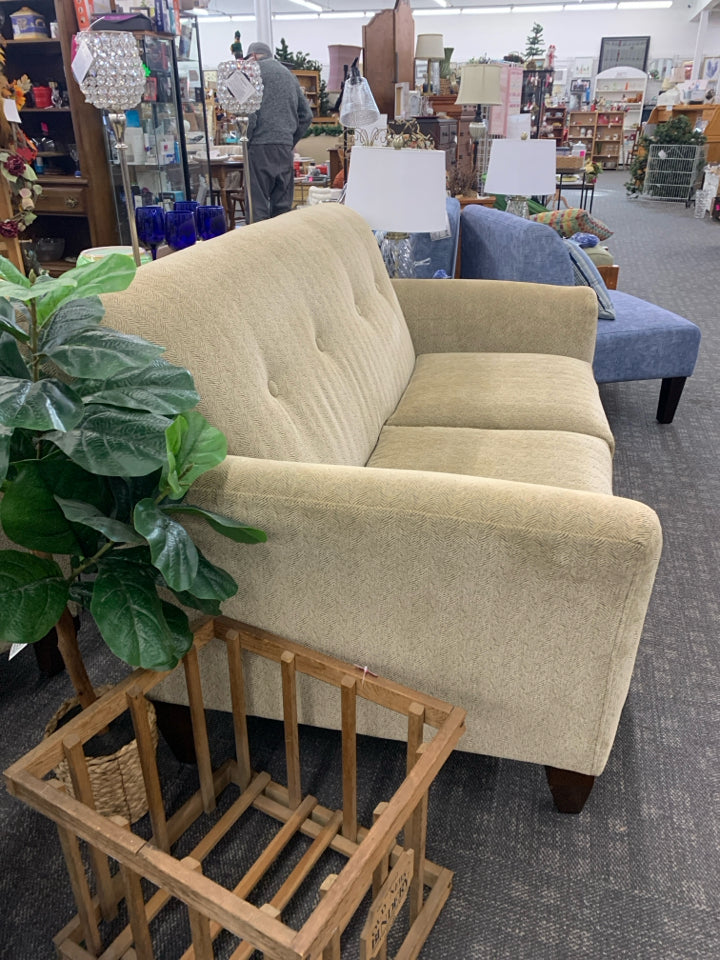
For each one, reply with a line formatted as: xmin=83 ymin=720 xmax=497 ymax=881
xmin=454 ymin=63 xmax=502 ymax=195
xmin=72 ymin=31 xmax=147 ymax=266
xmin=216 ymin=59 xmax=263 ymax=224
xmin=344 ymin=144 xmax=447 ymax=278
xmin=415 ymin=34 xmax=445 ymax=96
xmin=484 ymin=137 xmax=557 ymax=218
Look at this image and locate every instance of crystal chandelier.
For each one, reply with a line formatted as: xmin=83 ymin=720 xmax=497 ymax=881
xmin=73 ymin=31 xmax=147 ymax=265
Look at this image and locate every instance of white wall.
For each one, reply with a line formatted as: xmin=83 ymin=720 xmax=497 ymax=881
xmin=197 ymin=7 xmax=720 ymax=77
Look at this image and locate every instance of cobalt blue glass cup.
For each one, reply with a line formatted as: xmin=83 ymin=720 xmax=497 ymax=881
xmin=196 ymin=204 xmax=226 ymax=241
xmin=135 ymin=205 xmax=165 ymax=260
xmin=164 ymin=209 xmax=196 ymax=251
xmin=174 ymin=200 xmax=200 ymax=220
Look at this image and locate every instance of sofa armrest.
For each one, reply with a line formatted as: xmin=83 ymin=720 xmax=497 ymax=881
xmin=391 ymin=278 xmax=598 ymax=362
xmin=168 ymin=456 xmax=661 ymax=776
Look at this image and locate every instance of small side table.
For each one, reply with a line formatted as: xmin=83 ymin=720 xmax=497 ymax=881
xmin=455 ymin=195 xmax=496 ymax=276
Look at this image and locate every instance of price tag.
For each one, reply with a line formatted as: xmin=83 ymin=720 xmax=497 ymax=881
xmin=225 ymin=69 xmax=258 ymax=107
xmin=3 ymin=98 xmax=21 ymax=123
xmin=71 ymin=43 xmax=93 ymax=86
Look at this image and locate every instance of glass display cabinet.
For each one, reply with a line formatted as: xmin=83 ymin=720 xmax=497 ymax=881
xmin=176 ymin=14 xmax=213 ymax=201
xmin=103 ymin=32 xmax=191 ymax=244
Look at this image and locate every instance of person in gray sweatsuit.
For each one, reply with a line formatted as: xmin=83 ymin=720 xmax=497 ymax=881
xmin=244 ymin=42 xmax=314 ymax=222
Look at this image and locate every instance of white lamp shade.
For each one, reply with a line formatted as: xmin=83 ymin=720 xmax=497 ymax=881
xmin=415 ymin=34 xmax=445 ymax=61
xmin=484 ymin=138 xmax=557 ymax=197
xmin=328 ymin=44 xmax=362 ymax=92
xmin=455 ymin=63 xmax=503 ymax=106
xmin=345 ymin=146 xmax=448 ymax=234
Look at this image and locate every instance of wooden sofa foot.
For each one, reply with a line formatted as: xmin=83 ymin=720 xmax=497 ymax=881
xmin=657 ymin=376 xmax=687 ymax=424
xmin=152 ymin=700 xmax=197 ymax=764
xmin=545 ymin=766 xmax=596 ymax=814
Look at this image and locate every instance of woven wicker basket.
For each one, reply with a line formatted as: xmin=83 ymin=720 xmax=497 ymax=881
xmin=45 ymin=684 xmax=158 ymax=823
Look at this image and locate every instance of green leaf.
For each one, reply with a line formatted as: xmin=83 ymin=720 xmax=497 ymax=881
xmin=78 ymin=358 xmax=199 ymax=415
xmin=68 ymin=580 xmax=94 ymax=607
xmin=0 ymin=300 xmax=30 ymax=342
xmin=37 ymin=297 xmax=105 ymax=351
xmin=1 ymin=457 xmax=111 ymax=554
xmin=106 ymin=471 xmax=162 ymax=524
xmin=43 ymin=406 xmax=172 ymax=476
xmin=42 ymin=326 xmax=164 ymax=381
xmin=0 ymin=282 xmax=39 ymax=303
xmin=91 ymin=558 xmax=192 ymax=669
xmin=133 ymin=498 xmax=198 ymax=591
xmin=187 ymin=549 xmax=237 ymax=601
xmin=34 ymin=254 xmax=137 ymax=327
xmin=163 ymin=411 xmax=227 ymax=500
xmin=0 ymin=426 xmax=10 ymax=486
xmin=0 ymin=332 xmax=30 ymax=378
xmin=166 ymin=504 xmax=267 ymax=544
xmin=171 ymin=591 xmax=222 ymax=616
xmin=0 ymin=256 xmax=31 ymax=287
xmin=55 ymin=497 xmax=144 ymax=545
xmin=0 ymin=550 xmax=69 ymax=645
xmin=0 ymin=377 xmax=84 ymax=431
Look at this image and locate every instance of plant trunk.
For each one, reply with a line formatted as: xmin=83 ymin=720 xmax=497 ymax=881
xmin=56 ymin=607 xmax=97 ymax=709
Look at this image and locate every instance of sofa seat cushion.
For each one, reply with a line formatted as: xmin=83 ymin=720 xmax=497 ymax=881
xmin=367 ymin=425 xmax=613 ymax=494
xmin=593 ymin=291 xmax=702 ymax=383
xmin=387 ymin=353 xmax=615 ymax=451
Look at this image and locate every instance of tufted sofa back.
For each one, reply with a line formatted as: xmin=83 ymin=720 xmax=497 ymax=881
xmin=102 ymin=205 xmax=417 ymax=467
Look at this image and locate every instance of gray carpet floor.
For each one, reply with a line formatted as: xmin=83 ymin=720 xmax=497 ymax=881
xmin=1 ymin=172 xmax=719 ymax=959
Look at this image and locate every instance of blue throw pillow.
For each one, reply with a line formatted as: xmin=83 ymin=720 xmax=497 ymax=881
xmin=564 ymin=239 xmax=616 ymax=321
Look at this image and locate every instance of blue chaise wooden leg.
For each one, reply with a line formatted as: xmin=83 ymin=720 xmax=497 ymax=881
xmin=657 ymin=376 xmax=687 ymax=424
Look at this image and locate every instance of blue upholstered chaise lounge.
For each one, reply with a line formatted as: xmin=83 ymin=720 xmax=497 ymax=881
xmin=459 ymin=204 xmax=701 ymax=423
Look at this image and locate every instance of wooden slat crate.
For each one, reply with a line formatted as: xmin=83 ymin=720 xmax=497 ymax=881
xmin=4 ymin=616 xmax=466 ymax=960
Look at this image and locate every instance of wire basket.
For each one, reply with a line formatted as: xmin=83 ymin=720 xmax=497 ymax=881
xmin=641 ymin=143 xmax=707 ymax=203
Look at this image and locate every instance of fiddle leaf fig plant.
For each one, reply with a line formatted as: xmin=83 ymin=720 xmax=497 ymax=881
xmin=0 ymin=254 xmax=265 ymax=671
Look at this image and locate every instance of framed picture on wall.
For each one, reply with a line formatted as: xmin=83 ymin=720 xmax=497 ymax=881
xmin=598 ymin=37 xmax=650 ymax=73
xmin=702 ymin=57 xmax=720 ymax=82
xmin=573 ymin=58 xmax=593 ymax=78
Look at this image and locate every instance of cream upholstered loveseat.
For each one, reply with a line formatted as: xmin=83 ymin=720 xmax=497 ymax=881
xmin=102 ymin=204 xmax=662 ymax=812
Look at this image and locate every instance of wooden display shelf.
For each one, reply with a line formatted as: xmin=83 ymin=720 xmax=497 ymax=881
xmin=3 ymin=37 xmax=60 ymax=44
xmin=647 ymin=103 xmax=720 ymax=164
xmin=4 ymin=616 xmax=465 ymax=960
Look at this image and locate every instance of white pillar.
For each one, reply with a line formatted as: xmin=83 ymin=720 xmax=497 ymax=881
xmin=691 ymin=9 xmax=709 ymax=82
xmin=254 ymin=0 xmax=273 ymax=51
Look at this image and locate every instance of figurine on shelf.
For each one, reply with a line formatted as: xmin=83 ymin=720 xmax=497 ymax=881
xmin=230 ymin=31 xmax=243 ymax=60
xmin=545 ymin=44 xmax=556 ymax=70
xmin=49 ymin=80 xmax=62 ymax=108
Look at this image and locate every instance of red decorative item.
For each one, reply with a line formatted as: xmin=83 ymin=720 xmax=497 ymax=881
xmin=31 ymin=86 xmax=52 ymax=108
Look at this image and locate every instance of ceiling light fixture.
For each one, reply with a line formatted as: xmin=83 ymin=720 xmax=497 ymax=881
xmin=511 ymin=4 xmax=563 ymax=11
xmin=617 ymin=0 xmax=671 ymax=6
xmin=288 ymin=0 xmax=323 ymax=9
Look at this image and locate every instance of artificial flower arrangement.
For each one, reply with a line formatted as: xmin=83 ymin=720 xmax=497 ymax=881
xmin=0 ymin=132 xmax=41 ymax=238
xmin=0 ymin=43 xmax=41 ymax=238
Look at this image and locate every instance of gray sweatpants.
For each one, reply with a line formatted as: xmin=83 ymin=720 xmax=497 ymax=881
xmin=245 ymin=143 xmax=295 ymax=222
